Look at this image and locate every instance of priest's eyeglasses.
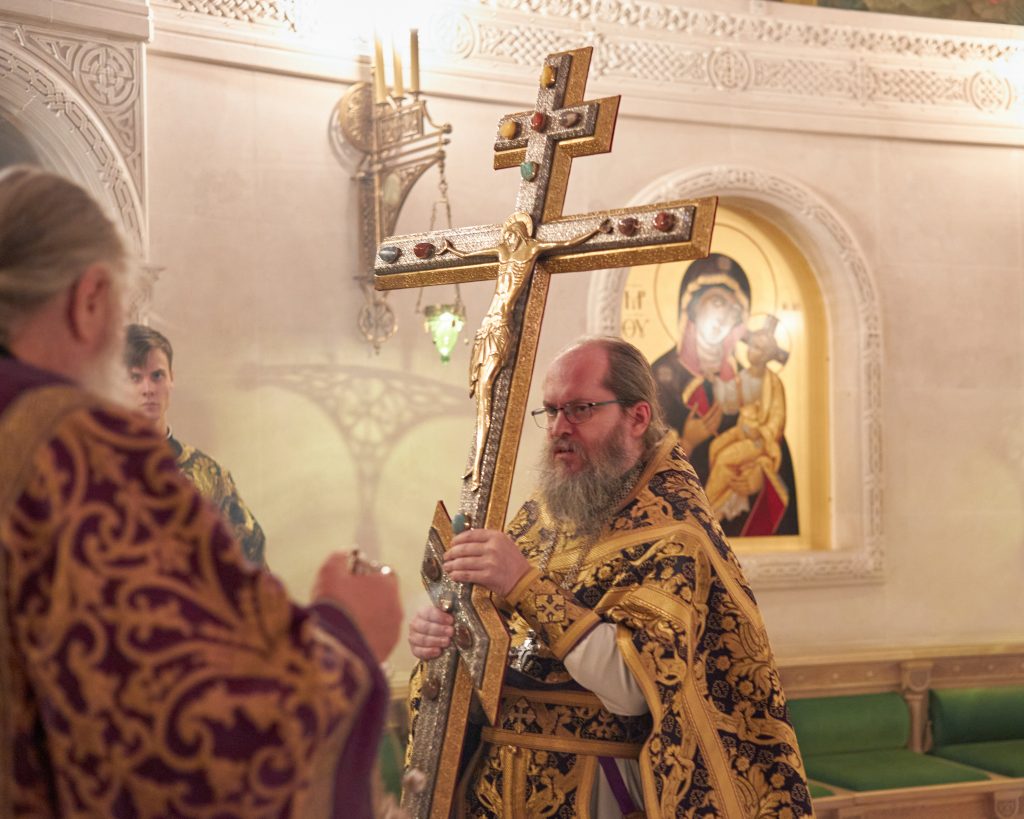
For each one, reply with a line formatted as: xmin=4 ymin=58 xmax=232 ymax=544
xmin=530 ymin=400 xmax=625 ymax=428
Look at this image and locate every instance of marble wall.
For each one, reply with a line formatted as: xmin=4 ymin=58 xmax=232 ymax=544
xmin=3 ymin=0 xmax=1021 ymax=679
xmin=143 ymin=60 xmax=1023 ymax=677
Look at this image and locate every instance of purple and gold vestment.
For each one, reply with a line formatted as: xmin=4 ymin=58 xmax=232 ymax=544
xmin=0 ymin=355 xmax=386 ymax=818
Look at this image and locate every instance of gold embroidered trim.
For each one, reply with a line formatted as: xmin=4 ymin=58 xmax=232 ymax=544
xmin=513 ymin=574 xmax=602 ymax=660
xmin=607 ymin=523 xmax=754 ymax=818
xmin=0 ymin=385 xmax=95 ymax=816
xmin=505 ymin=567 xmax=541 ymax=606
xmin=698 ymin=529 xmax=767 ymax=633
xmin=501 ymin=686 xmax=604 ymax=709
xmin=482 ymin=727 xmax=643 ymax=759
xmin=617 ymin=431 xmax=678 ymax=513
xmin=550 ymin=610 xmax=601 ymax=659
xmin=681 ymin=675 xmax=747 ymax=817
xmin=576 ymin=754 xmax=598 ymax=819
xmin=616 ymin=622 xmax=669 ymax=819
xmin=547 ymin=522 xmax=687 ymax=574
xmin=601 ymin=584 xmax=694 ymax=630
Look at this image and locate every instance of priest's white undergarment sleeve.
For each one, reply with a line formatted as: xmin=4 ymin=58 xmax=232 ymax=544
xmin=563 ymin=622 xmax=648 ymax=716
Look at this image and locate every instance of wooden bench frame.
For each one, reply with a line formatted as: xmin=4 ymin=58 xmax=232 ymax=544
xmin=777 ymin=643 xmax=1024 ymax=819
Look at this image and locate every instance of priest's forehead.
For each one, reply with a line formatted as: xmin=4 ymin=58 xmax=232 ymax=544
xmin=543 ymin=342 xmax=611 ymax=401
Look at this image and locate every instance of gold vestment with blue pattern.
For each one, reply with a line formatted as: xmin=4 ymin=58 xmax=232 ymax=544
xmin=408 ymin=433 xmax=814 ymax=818
xmin=168 ymin=433 xmax=266 ymax=565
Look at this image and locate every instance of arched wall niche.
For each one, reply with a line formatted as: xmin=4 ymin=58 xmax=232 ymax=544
xmin=0 ymin=117 xmax=39 ymax=165
xmin=588 ymin=165 xmax=883 ymax=588
xmin=0 ymin=21 xmax=155 ymax=318
xmin=0 ymin=22 xmax=148 ymax=253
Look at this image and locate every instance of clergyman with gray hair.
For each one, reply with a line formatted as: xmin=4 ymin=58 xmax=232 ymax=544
xmin=0 ymin=165 xmax=401 ymax=818
xmin=407 ymin=335 xmax=813 ymax=817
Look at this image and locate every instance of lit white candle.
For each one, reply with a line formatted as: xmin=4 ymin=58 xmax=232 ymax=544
xmin=409 ymin=28 xmax=420 ymax=95
xmin=373 ymin=35 xmax=387 ymax=104
xmin=392 ymin=39 xmax=404 ymax=98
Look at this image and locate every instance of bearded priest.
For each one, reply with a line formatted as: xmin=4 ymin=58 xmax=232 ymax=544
xmin=409 ymin=336 xmax=813 ymax=818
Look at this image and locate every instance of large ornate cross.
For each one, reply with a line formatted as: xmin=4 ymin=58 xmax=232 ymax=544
xmin=373 ymin=46 xmax=716 ymax=819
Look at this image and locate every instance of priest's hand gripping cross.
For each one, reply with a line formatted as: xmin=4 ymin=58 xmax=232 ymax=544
xmin=373 ymin=46 xmax=716 ymax=819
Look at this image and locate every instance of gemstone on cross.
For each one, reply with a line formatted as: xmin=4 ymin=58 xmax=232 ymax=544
xmin=492 ymin=48 xmax=620 ymax=225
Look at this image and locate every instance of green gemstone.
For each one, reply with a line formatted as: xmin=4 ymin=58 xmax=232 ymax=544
xmin=520 ymin=161 xmax=537 ymax=181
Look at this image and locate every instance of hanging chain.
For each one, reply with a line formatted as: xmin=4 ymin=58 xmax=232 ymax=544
xmin=418 ymin=147 xmax=461 ymax=314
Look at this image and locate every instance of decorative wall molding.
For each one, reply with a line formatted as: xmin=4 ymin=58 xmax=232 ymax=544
xmin=165 ymin=0 xmax=297 ymax=30
xmin=148 ymin=0 xmax=364 ymax=84
xmin=476 ymin=0 xmax=1022 ymax=64
xmin=588 ymin=165 xmax=883 ymax=589
xmin=777 ymin=643 xmax=1024 ymax=700
xmin=145 ymin=0 xmax=1023 ymax=145
xmin=0 ymin=0 xmax=151 ymax=41
xmin=0 ymin=21 xmax=147 ymax=253
xmin=426 ymin=1 xmax=1022 ymax=143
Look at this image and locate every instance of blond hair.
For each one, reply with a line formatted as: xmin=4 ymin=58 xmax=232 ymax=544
xmin=0 ymin=165 xmax=126 ymax=344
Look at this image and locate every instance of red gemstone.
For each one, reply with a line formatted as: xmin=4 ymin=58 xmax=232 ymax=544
xmin=413 ymin=242 xmax=435 ymax=259
xmin=618 ymin=217 xmax=639 ymax=237
xmin=530 ymin=111 xmax=547 ymax=131
xmin=653 ymin=211 xmax=676 ymax=232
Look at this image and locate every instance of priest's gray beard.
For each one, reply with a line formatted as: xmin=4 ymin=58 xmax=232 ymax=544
xmin=537 ymin=423 xmax=635 ymax=537
xmin=83 ymin=324 xmax=127 ymax=404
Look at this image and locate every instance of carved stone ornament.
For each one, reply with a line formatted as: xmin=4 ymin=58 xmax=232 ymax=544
xmin=433 ymin=1 xmax=1021 ymax=144
xmin=588 ymin=165 xmax=884 ymax=589
xmin=0 ymin=22 xmax=147 ymax=254
xmin=151 ymin=1 xmax=1021 ymax=144
xmin=162 ymin=0 xmax=298 ymax=31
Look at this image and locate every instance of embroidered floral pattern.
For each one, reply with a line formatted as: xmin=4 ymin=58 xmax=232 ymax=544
xmin=423 ymin=440 xmax=812 ymax=818
xmin=533 ymin=593 xmax=567 ymax=624
xmin=1 ymin=403 xmax=374 ymax=817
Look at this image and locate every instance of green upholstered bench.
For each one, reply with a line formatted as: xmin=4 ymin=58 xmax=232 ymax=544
xmin=788 ymin=692 xmax=991 ymax=792
xmin=929 ymin=685 xmax=1024 ymax=777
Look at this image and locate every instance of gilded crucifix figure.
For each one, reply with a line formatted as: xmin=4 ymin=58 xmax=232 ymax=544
xmin=441 ymin=212 xmax=599 ymax=489
xmin=372 ymin=46 xmax=717 ymax=819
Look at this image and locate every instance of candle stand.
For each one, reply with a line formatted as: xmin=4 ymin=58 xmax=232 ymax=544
xmin=332 ymin=71 xmax=452 ymax=352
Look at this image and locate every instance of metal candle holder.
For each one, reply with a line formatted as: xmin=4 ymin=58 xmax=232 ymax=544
xmin=332 ymin=75 xmax=452 ymax=352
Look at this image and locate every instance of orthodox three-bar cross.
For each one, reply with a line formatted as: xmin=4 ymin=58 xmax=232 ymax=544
xmin=373 ymin=46 xmax=716 ymax=819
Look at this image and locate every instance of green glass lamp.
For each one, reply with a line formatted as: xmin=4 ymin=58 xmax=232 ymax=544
xmin=423 ymin=299 xmax=466 ymax=363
